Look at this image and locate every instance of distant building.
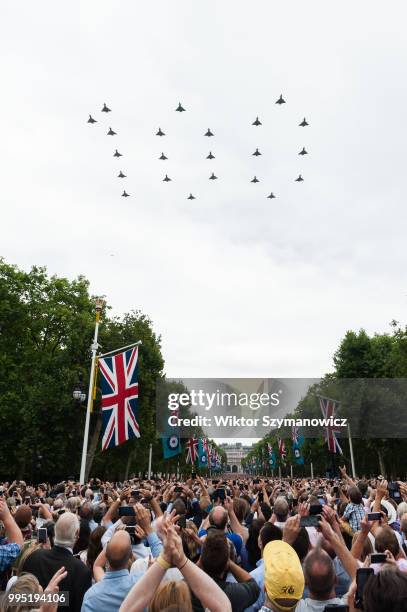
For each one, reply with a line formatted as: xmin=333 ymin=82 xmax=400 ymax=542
xmin=220 ymin=442 xmax=252 ymax=473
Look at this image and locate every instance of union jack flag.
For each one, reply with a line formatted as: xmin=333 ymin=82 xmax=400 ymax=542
xmin=278 ymin=438 xmax=287 ymax=462
xmin=319 ymin=396 xmax=343 ymax=454
xmin=99 ymin=346 xmax=140 ymax=451
xmin=185 ymin=437 xmax=199 ymax=464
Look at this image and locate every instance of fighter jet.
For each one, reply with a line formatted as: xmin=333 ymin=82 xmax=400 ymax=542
xmin=118 ymin=171 xmax=126 ymax=178
xmin=251 ymin=176 xmax=259 ymax=183
xmin=163 ymin=174 xmax=172 ymax=182
xmin=187 ymin=193 xmax=196 ymax=200
xmin=295 ymin=174 xmax=304 ymax=182
xmin=209 ymin=173 xmax=217 ymax=180
xmin=87 ymin=114 xmax=97 ymax=124
xmin=122 ymin=190 xmax=130 ymax=197
xmin=107 ymin=127 xmax=116 ymax=136
xmin=299 ymin=147 xmax=308 ymax=156
xmin=114 ymin=149 xmax=122 ymax=157
xmin=299 ymin=117 xmax=309 ymax=127
xmin=267 ymin=192 xmax=276 ymax=199
xmin=176 ymin=102 xmax=186 ymax=112
xmin=206 ymin=152 xmax=215 ymax=159
xmin=102 ymin=103 xmax=111 ymax=113
xmin=205 ymin=128 xmax=214 ymax=137
xmin=275 ymin=94 xmax=286 ymax=105
xmin=252 ymin=116 xmax=262 ymax=126
xmin=159 ymin=153 xmax=168 ymax=160
xmin=156 ymin=128 xmax=165 ymax=136
xmin=252 ymin=148 xmax=261 ymax=156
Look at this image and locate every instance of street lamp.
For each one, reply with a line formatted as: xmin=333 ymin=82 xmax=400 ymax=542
xmin=73 ymin=378 xmax=86 ymax=404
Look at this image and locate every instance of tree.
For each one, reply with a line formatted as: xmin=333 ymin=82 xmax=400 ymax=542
xmin=0 ymin=260 xmax=166 ymax=481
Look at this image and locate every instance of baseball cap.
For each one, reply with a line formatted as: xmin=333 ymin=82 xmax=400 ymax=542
xmin=263 ymin=540 xmax=304 ymax=611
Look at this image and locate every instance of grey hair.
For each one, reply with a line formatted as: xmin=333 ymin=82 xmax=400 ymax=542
xmin=54 ymin=512 xmax=80 ymax=548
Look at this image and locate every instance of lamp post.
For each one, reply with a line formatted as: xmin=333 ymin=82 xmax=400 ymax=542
xmin=79 ymin=297 xmax=104 ymax=485
xmin=73 ymin=378 xmax=87 ymax=404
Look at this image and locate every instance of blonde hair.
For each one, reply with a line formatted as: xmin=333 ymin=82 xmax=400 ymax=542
xmin=2 ymin=573 xmax=42 ymax=612
xmin=182 ymin=521 xmax=200 ymax=560
xmin=352 ymin=530 xmax=373 ymax=561
xmin=149 ymin=581 xmax=192 ymax=612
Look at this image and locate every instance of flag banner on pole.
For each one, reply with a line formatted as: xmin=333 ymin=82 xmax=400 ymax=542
xmin=99 ymin=346 xmax=140 ymax=451
xmin=198 ymin=438 xmax=208 ymax=468
xmin=319 ymin=396 xmax=343 ymax=454
xmin=278 ymin=438 xmax=287 ymax=464
xmin=207 ymin=444 xmax=212 ymax=467
xmin=268 ymin=443 xmax=277 ymax=469
xmin=185 ymin=437 xmax=199 ymax=464
xmin=162 ymin=404 xmax=181 ymax=459
xmin=292 ymin=426 xmax=305 ymax=464
xmin=162 ymin=433 xmax=181 ymax=459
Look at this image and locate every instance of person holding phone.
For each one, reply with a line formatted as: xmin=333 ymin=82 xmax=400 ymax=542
xmin=0 ymin=499 xmax=23 ymax=573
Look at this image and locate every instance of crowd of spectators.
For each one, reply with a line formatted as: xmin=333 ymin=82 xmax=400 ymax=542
xmin=0 ymin=467 xmax=406 ymax=611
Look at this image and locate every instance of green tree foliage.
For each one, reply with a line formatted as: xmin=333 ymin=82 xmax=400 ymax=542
xmin=0 ymin=259 xmax=227 ymax=481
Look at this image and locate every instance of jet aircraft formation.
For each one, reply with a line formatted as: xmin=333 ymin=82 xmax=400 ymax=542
xmin=87 ymin=96 xmax=309 ymax=199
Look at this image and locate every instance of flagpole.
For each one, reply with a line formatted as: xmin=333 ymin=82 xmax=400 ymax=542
xmin=99 ymin=340 xmax=142 ymax=359
xmin=79 ymin=298 xmax=104 ymax=485
xmin=147 ymin=443 xmax=153 ymax=479
xmin=310 ymin=461 xmax=314 ymax=479
xmin=290 ymin=464 xmax=293 ymax=479
xmin=348 ymin=422 xmax=356 ymax=478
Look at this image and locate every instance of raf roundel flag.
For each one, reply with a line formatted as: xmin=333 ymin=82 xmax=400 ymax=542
xmin=198 ymin=439 xmax=208 ymax=468
xmin=99 ymin=346 xmax=140 ymax=451
xmin=162 ymin=434 xmax=181 ymax=459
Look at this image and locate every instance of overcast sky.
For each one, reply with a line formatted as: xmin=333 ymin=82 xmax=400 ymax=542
xmin=2 ymin=1 xmax=407 ymax=388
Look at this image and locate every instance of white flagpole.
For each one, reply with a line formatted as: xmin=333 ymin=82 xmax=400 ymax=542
xmin=348 ymin=423 xmax=356 ymax=479
xmin=310 ymin=461 xmax=314 ymax=479
xmin=290 ymin=464 xmax=293 ymax=479
xmin=278 ymin=465 xmax=281 ymax=479
xmin=148 ymin=443 xmax=153 ymax=479
xmin=80 ymin=298 xmax=104 ymax=485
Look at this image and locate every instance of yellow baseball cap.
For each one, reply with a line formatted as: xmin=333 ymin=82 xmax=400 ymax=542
xmin=263 ymin=540 xmax=304 ymax=611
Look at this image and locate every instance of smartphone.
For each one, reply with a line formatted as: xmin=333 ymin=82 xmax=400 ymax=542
xmin=216 ymin=488 xmax=226 ymax=500
xmin=131 ymin=490 xmax=141 ymax=499
xmin=239 ymin=484 xmax=244 ymax=490
xmin=174 ymin=486 xmax=183 ymax=493
xmin=253 ymin=479 xmax=260 ymax=484
xmin=324 ymin=605 xmax=348 ymax=611
xmin=25 ymin=496 xmax=31 ymax=505
xmin=300 ymin=515 xmax=320 ymax=528
xmin=233 ymin=480 xmax=236 ymax=486
xmin=13 ymin=491 xmax=18 ymax=497
xmin=370 ymin=553 xmax=387 ymax=564
xmin=258 ymin=492 xmax=264 ymax=503
xmin=177 ymin=515 xmax=187 ymax=529
xmin=103 ymin=493 xmax=109 ymax=502
xmin=125 ymin=526 xmax=136 ymax=535
xmin=119 ymin=506 xmax=136 ymax=517
xmin=388 ymin=482 xmax=401 ymax=500
xmin=309 ymin=504 xmax=322 ymax=516
xmin=37 ymin=527 xmax=47 ymax=544
xmin=355 ymin=567 xmax=374 ymax=608
xmin=191 ymin=472 xmax=196 ymax=479
xmin=367 ymin=512 xmax=381 ymax=522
